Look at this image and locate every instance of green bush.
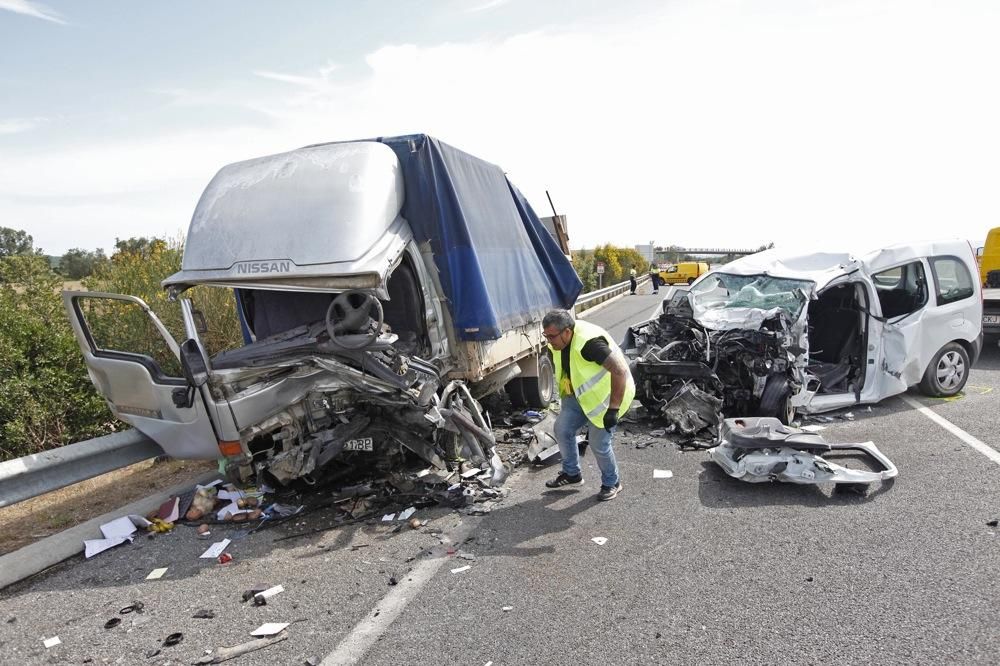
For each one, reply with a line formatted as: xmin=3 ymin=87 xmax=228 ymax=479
xmin=0 ymin=237 xmax=244 ymax=462
xmin=0 ymin=256 xmax=114 ymax=460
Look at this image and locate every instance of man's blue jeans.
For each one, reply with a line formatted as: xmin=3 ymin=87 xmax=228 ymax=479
xmin=555 ymin=395 xmax=620 ymax=488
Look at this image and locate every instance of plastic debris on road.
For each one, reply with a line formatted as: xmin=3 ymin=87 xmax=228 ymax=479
xmin=42 ymin=636 xmax=61 ymax=648
xmin=591 ymin=537 xmax=608 ymax=545
xmin=450 ymin=565 xmax=471 ymax=574
xmin=653 ymin=469 xmax=673 ymax=479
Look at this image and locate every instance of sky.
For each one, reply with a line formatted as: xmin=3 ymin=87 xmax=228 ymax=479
xmin=1 ymin=0 xmax=999 ymax=258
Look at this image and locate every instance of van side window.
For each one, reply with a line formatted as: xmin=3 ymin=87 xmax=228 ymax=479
xmin=872 ymin=261 xmax=928 ymax=318
xmin=75 ymin=296 xmax=183 ymax=379
xmin=667 ymin=266 xmax=677 ymax=273
xmin=930 ymin=256 xmax=975 ymax=305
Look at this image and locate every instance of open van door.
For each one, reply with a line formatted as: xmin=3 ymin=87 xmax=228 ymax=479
xmin=62 ymin=291 xmax=221 ymax=459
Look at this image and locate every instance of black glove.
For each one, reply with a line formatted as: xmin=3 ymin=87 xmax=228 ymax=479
xmin=603 ymin=407 xmax=619 ymax=432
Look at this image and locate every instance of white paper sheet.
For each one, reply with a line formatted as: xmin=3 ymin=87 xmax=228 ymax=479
xmin=801 ymin=425 xmax=826 ymax=432
xmin=450 ymin=565 xmax=471 ymax=574
xmin=43 ymin=636 xmax=61 ymax=648
xmin=146 ymin=567 xmax=168 ymax=580
xmin=591 ymin=537 xmax=608 ymax=545
xmin=382 ymin=513 xmax=396 ymax=522
xmin=397 ymin=507 xmax=416 ymax=520
xmin=84 ymin=515 xmax=152 ymax=558
xmin=653 ymin=469 xmax=674 ymax=479
xmin=199 ymin=539 xmax=231 ymax=559
xmin=251 ymin=622 xmax=290 ymax=637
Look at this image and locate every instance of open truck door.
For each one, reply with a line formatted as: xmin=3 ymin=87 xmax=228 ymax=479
xmin=62 ymin=291 xmax=221 ymax=459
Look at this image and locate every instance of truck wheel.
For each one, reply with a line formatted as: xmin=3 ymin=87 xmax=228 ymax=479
xmin=759 ymin=375 xmax=795 ymax=425
xmin=505 ymin=378 xmax=527 ymax=408
xmin=522 ymin=354 xmax=555 ymax=408
xmin=918 ymin=342 xmax=969 ymax=397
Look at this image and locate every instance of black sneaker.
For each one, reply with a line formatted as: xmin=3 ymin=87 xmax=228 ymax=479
xmin=598 ymin=482 xmax=623 ymax=501
xmin=545 ymin=472 xmax=584 ymax=489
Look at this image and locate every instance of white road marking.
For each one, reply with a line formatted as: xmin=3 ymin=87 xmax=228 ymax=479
xmin=900 ymin=394 xmax=1000 ymax=466
xmin=320 ymin=520 xmax=475 ymax=666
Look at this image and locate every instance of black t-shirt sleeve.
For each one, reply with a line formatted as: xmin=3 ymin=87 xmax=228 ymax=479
xmin=580 ymin=336 xmax=612 ymax=365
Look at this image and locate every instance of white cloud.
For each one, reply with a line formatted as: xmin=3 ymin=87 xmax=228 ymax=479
xmin=465 ymin=0 xmax=511 ymax=13
xmin=0 ymin=0 xmax=66 ymax=24
xmin=4 ymin=0 xmax=1000 ymax=256
xmin=0 ymin=117 xmax=45 ymax=134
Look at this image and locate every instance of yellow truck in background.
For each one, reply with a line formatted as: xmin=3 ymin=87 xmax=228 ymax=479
xmin=980 ymin=226 xmax=1000 ymax=339
xmin=659 ymin=261 xmax=710 ymax=285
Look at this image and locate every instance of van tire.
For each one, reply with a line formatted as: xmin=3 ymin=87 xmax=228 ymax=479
xmin=522 ymin=354 xmax=555 ymax=408
xmin=918 ymin=342 xmax=970 ymax=397
xmin=759 ymin=375 xmax=795 ymax=425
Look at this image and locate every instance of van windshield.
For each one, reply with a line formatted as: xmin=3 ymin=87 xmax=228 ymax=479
xmin=689 ymin=273 xmax=812 ymax=321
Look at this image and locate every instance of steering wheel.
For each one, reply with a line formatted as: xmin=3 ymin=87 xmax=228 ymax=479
xmin=325 ymin=290 xmax=385 ymax=350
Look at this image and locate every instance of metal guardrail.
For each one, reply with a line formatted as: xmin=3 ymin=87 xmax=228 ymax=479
xmin=575 ymin=275 xmax=649 ymax=312
xmin=0 ymin=430 xmax=164 ymax=508
xmin=0 ymin=278 xmax=649 ymax=508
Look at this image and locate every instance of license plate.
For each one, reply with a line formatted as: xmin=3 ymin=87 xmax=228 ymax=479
xmin=984 ymin=315 xmax=1000 ymax=324
xmin=344 ymin=437 xmax=374 ymax=452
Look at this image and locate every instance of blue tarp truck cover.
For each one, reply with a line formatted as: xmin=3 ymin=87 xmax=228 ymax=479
xmin=373 ymin=134 xmax=582 ymax=340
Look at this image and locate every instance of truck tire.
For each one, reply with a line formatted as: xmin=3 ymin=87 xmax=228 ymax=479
xmin=521 ymin=354 xmax=555 ymax=408
xmin=918 ymin=342 xmax=969 ymax=397
xmin=759 ymin=375 xmax=795 ymax=425
xmin=505 ymin=378 xmax=527 ymax=408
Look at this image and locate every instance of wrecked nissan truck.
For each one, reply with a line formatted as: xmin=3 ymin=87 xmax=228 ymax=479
xmin=62 ymin=135 xmax=582 ymax=486
xmin=624 ymin=241 xmax=983 ymax=435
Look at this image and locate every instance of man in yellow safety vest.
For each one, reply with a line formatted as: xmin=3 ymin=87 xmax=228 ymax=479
xmin=541 ymin=309 xmax=635 ymax=501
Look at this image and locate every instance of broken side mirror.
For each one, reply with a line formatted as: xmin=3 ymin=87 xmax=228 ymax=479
xmin=173 ymin=339 xmax=209 ymax=408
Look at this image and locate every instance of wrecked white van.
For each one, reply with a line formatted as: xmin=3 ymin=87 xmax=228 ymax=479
xmin=63 ymin=135 xmax=582 ymax=486
xmin=624 ymin=241 xmax=983 ymax=434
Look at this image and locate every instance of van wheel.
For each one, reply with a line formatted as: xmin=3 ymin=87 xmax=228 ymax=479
xmin=759 ymin=375 xmax=795 ymax=425
xmin=918 ymin=342 xmax=969 ymax=397
xmin=522 ymin=354 xmax=555 ymax=408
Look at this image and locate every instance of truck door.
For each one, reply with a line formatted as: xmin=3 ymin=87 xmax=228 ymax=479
xmin=62 ymin=291 xmax=221 ymax=459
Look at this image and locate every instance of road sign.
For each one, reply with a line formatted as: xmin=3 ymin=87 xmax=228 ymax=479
xmin=596 ymin=261 xmax=605 ymax=274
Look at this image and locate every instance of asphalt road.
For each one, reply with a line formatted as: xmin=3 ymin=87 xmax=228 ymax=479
xmin=2 ymin=284 xmax=998 ymax=665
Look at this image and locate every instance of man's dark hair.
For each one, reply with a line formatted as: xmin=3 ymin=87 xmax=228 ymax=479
xmin=542 ymin=309 xmax=575 ymax=331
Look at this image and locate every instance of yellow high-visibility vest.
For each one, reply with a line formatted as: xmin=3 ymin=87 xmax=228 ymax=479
xmin=550 ymin=319 xmax=635 ymax=428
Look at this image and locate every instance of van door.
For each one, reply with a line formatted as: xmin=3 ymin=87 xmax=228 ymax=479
xmin=866 ymin=259 xmax=933 ymax=397
xmin=62 ymin=291 xmax=221 ymax=459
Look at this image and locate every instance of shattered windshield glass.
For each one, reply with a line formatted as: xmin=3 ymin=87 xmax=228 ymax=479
xmin=689 ymin=273 xmax=813 ymax=325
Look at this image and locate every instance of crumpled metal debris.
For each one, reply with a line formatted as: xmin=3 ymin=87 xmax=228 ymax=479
xmin=709 ymin=417 xmax=898 ymax=486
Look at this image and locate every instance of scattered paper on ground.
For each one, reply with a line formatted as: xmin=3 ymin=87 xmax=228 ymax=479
xmin=591 ymin=537 xmax=608 ymax=545
xmin=250 ymin=622 xmax=290 ymax=637
xmin=43 ymin=636 xmax=61 ymax=648
xmin=199 ymin=539 xmax=231 ymax=559
xmin=382 ymin=513 xmax=396 ymax=522
xmin=801 ymin=425 xmax=826 ymax=432
xmin=653 ymin=469 xmax=673 ymax=479
xmin=83 ymin=515 xmax=151 ymax=559
xmin=146 ymin=567 xmax=168 ymax=580
xmin=451 ymin=565 xmax=471 ymax=574
xmin=398 ymin=507 xmax=416 ymax=520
